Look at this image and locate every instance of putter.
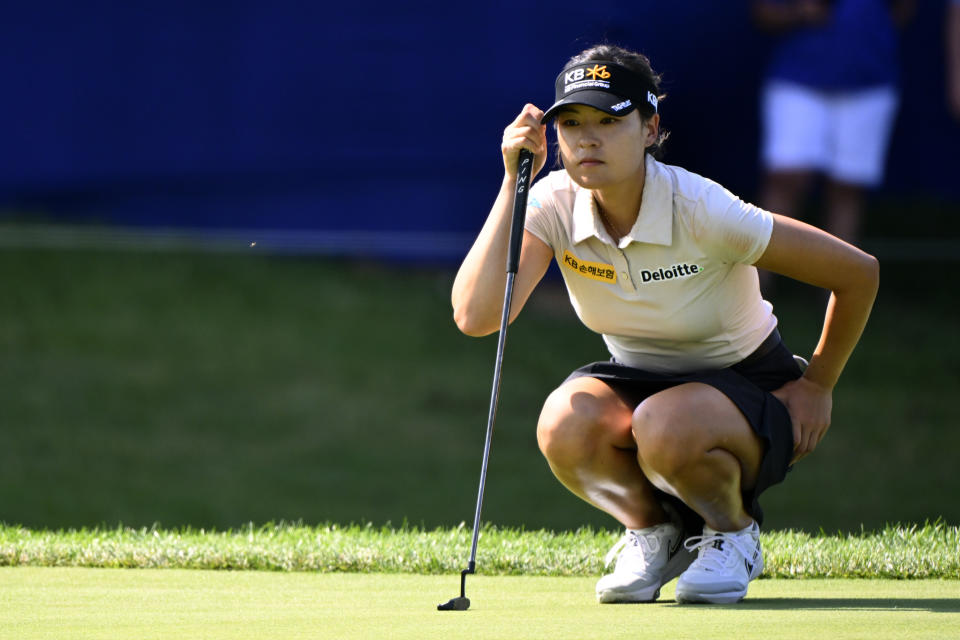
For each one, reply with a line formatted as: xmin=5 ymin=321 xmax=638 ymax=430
xmin=438 ymin=148 xmax=534 ymax=612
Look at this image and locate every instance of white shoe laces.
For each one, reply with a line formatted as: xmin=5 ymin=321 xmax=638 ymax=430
xmin=604 ymin=530 xmax=661 ymax=568
xmin=683 ymin=530 xmax=757 ymax=573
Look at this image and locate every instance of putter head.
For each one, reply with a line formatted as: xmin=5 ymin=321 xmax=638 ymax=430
xmin=437 ymin=596 xmax=470 ymax=611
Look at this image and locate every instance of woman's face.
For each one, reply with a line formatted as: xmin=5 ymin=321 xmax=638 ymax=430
xmin=555 ymin=104 xmax=658 ymax=190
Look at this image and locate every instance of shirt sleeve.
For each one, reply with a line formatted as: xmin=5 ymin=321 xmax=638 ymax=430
xmin=692 ymin=181 xmax=774 ymax=265
xmin=523 ymin=172 xmax=559 ymax=250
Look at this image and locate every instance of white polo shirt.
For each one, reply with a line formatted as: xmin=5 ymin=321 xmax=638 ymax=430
xmin=525 ymin=155 xmax=777 ymax=374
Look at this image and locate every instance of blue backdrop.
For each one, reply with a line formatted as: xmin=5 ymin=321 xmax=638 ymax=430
xmin=1 ymin=2 xmax=956 ymax=259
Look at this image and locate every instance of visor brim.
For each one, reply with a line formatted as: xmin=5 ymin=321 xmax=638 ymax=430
xmin=540 ymin=90 xmax=638 ymax=123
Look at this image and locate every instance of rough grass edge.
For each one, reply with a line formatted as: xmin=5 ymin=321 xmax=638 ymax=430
xmin=1 ymin=520 xmax=957 ymax=579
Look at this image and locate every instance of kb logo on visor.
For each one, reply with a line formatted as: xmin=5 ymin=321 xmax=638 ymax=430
xmin=565 ymin=64 xmax=611 ymax=84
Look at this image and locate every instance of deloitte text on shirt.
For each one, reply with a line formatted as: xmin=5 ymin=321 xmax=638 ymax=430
xmin=640 ymin=263 xmax=702 ymax=283
xmin=524 ymin=155 xmax=778 ymax=374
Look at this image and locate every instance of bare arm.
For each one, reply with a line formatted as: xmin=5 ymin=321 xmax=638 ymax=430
xmin=890 ymin=0 xmax=916 ymax=28
xmin=949 ymin=1 xmax=960 ymax=119
xmin=753 ymin=0 xmax=913 ymax=32
xmin=755 ymin=215 xmax=879 ymax=461
xmin=751 ymin=0 xmax=831 ymax=33
xmin=757 ymin=215 xmax=878 ymax=389
xmin=451 ymin=104 xmax=554 ymax=336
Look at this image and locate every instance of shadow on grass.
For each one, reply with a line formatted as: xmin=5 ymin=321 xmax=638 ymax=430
xmin=663 ymin=598 xmax=960 ymax=613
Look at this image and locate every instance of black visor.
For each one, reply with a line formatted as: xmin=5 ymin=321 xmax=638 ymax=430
xmin=540 ymin=61 xmax=658 ymax=123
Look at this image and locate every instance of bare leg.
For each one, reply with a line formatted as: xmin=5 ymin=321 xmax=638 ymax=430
xmin=760 ymin=169 xmax=814 ymax=220
xmin=537 ymin=377 xmax=667 ymax=529
xmin=632 ymin=383 xmax=764 ymax=531
xmin=758 ymin=169 xmax=816 ymax=295
xmin=825 ymin=179 xmax=866 ymax=244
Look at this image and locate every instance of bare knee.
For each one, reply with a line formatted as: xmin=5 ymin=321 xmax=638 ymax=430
xmin=536 ymin=388 xmax=600 ymax=463
xmin=631 ymin=396 xmax=696 ymax=481
xmin=537 ymin=384 xmax=631 ymax=466
xmin=632 ymin=384 xmax=762 ymax=491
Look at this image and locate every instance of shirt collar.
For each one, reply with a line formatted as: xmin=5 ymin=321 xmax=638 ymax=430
xmin=571 ymin=154 xmax=674 ymax=248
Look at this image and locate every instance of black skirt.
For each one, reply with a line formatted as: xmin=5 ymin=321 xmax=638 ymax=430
xmin=564 ymin=329 xmax=804 ymax=530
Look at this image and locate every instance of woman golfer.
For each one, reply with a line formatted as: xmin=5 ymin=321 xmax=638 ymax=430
xmin=451 ymin=44 xmax=878 ymax=604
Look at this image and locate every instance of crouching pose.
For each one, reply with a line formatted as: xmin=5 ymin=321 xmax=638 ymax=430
xmin=451 ymin=44 xmax=878 ymax=604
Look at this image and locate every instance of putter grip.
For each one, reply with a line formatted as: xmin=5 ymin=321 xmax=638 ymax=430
xmin=506 ymin=148 xmax=534 ymax=274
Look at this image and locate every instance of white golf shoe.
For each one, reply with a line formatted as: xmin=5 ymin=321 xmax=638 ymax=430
xmin=596 ymin=521 xmax=694 ymax=603
xmin=675 ymin=521 xmax=764 ymax=604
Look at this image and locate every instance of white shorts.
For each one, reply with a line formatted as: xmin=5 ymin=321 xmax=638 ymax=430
xmin=761 ymin=80 xmax=899 ymax=186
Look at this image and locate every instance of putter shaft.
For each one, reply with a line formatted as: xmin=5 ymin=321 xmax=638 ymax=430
xmin=439 ymin=148 xmax=533 ymax=612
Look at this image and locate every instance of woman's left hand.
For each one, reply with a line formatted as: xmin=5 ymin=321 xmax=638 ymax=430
xmin=770 ymin=376 xmax=833 ymax=464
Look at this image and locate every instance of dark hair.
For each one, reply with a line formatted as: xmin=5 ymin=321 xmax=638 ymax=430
xmin=564 ymin=44 xmax=669 ymax=158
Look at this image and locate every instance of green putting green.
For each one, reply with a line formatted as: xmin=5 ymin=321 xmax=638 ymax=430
xmin=2 ymin=568 xmax=957 ymax=639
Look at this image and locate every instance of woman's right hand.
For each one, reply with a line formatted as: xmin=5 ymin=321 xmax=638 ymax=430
xmin=502 ymin=104 xmax=548 ymax=179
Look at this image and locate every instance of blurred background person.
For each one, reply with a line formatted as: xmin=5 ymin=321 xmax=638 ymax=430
xmin=752 ymin=0 xmax=915 ymax=293
xmin=949 ymin=0 xmax=960 ymax=120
